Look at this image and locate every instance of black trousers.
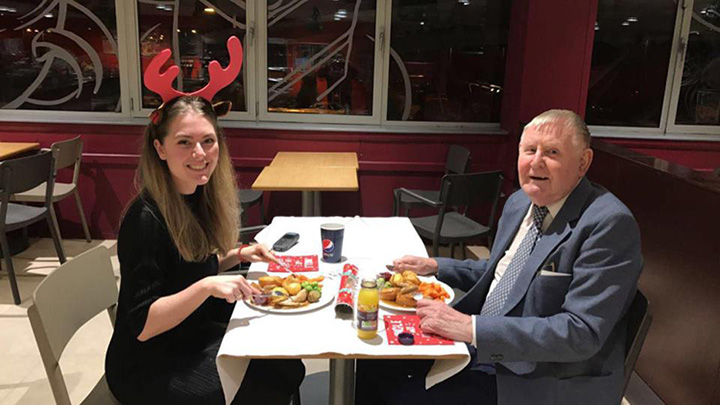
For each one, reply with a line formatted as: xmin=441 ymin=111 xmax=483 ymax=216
xmin=355 ymin=358 xmax=497 ymax=405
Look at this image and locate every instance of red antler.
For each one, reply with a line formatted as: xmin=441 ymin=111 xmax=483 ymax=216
xmin=143 ymin=36 xmax=244 ymax=104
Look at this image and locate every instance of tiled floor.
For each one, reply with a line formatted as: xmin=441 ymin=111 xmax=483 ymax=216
xmin=0 ymin=239 xmax=663 ymax=404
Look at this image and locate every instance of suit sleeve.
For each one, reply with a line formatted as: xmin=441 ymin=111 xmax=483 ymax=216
xmin=473 ymin=209 xmax=642 ymax=365
xmin=436 ymin=258 xmax=489 ymax=291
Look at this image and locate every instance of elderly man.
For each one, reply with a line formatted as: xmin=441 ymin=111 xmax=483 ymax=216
xmin=356 ymin=109 xmax=643 ymax=404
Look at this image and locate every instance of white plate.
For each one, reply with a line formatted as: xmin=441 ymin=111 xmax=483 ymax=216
xmin=379 ymin=278 xmax=455 ymax=312
xmin=244 ymin=291 xmax=335 ymax=314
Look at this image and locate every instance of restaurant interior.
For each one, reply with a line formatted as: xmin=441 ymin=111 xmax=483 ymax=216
xmin=1 ymin=0 xmax=719 ymax=404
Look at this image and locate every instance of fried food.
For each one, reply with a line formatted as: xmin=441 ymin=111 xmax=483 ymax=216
xmin=395 ymin=293 xmax=417 ymax=308
xmin=259 ymin=276 xmax=282 ymax=288
xmin=400 ymin=284 xmax=418 ymax=295
xmin=379 ymin=287 xmax=400 ymax=301
xmin=402 ymin=271 xmax=420 ymax=285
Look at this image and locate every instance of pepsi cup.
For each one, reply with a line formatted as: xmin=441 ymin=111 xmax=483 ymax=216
xmin=320 ymin=223 xmax=345 ymax=263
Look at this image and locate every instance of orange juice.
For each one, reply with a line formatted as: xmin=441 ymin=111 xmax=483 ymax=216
xmin=357 ymin=279 xmax=379 ymax=339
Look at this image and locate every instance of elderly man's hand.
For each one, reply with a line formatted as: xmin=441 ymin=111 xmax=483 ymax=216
xmin=392 ymin=255 xmax=438 ymax=275
xmin=416 ymin=299 xmax=473 ymax=343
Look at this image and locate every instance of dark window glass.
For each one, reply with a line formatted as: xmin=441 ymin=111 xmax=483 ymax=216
xmin=587 ymin=0 xmax=677 ymax=127
xmin=675 ymin=0 xmax=720 ymax=126
xmin=387 ymin=0 xmax=509 ymax=122
xmin=266 ymin=0 xmax=376 ymax=116
xmin=138 ymin=1 xmax=247 ymax=111
xmin=0 ymin=1 xmax=120 ymax=111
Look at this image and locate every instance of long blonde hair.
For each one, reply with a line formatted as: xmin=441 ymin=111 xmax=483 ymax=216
xmin=134 ymin=96 xmax=239 ymax=261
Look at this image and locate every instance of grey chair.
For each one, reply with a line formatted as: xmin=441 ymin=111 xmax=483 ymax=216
xmin=12 ymin=136 xmax=92 ymax=243
xmin=393 ymin=145 xmax=471 ymax=216
xmin=397 ymin=171 xmax=503 ymax=258
xmin=28 ymin=245 xmax=120 ymax=405
xmin=0 ymin=151 xmax=66 ymax=305
xmin=623 ymin=289 xmax=652 ymax=395
xmin=238 ymin=189 xmax=266 ymax=225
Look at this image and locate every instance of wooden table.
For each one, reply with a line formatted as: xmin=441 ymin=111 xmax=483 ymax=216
xmin=252 ymin=152 xmax=359 ymax=216
xmin=269 ymin=152 xmax=359 ymax=169
xmin=0 ymin=142 xmax=40 ymax=160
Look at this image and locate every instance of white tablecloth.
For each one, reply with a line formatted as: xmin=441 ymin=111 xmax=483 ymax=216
xmin=216 ymin=217 xmax=470 ymax=404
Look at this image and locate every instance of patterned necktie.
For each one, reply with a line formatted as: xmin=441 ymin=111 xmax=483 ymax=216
xmin=480 ymin=204 xmax=549 ymax=316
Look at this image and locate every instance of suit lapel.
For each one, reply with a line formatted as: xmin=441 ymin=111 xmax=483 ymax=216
xmin=500 ymin=178 xmax=593 ymax=315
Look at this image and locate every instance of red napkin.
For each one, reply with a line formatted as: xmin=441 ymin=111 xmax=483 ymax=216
xmin=268 ymin=255 xmax=319 ymax=272
xmin=384 ymin=315 xmax=454 ymax=345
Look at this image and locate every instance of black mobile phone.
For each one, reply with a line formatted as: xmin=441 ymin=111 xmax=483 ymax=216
xmin=272 ymin=232 xmax=300 ymax=252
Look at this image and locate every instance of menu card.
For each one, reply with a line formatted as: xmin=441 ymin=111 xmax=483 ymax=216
xmin=384 ymin=315 xmax=454 ymax=346
xmin=268 ymin=255 xmax=319 ymax=272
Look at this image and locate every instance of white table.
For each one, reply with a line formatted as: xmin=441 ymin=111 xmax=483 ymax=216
xmin=217 ymin=217 xmax=470 ymax=404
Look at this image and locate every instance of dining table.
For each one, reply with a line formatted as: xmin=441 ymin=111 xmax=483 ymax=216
xmin=251 ymin=152 xmax=359 ymax=216
xmin=216 ymin=216 xmax=471 ymax=405
xmin=0 ymin=142 xmax=40 ymax=160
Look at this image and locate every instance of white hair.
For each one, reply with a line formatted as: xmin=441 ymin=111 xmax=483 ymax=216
xmin=524 ymin=109 xmax=591 ymax=149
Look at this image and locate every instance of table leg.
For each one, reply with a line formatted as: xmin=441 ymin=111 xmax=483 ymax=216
xmin=313 ymin=191 xmax=321 ymax=216
xmin=301 ymin=191 xmax=314 ymax=216
xmin=301 ymin=191 xmax=322 ymax=216
xmin=329 ymin=359 xmax=355 ymax=405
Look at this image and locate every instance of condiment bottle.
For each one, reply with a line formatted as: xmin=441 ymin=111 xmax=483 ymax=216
xmin=357 ymin=278 xmax=379 ymax=340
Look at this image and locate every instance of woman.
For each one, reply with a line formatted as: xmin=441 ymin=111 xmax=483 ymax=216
xmin=106 ymin=96 xmax=304 ymax=404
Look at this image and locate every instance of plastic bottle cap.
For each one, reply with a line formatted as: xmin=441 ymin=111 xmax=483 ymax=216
xmin=398 ymin=332 xmax=414 ymax=345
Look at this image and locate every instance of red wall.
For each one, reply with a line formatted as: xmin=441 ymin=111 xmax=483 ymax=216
xmin=0 ymin=123 xmax=508 ymax=239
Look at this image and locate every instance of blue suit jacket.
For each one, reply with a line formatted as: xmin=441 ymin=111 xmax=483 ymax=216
xmin=435 ymin=177 xmax=643 ymax=404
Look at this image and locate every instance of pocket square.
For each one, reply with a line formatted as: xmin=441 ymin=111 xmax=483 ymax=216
xmin=539 ymin=270 xmax=571 ymax=277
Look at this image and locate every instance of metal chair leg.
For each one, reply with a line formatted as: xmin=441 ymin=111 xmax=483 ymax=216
xmin=460 ymin=242 xmax=466 ymax=260
xmin=73 ymin=190 xmax=92 ymax=242
xmin=0 ymin=233 xmax=21 ymax=304
xmin=46 ymin=215 xmax=66 ymax=263
xmin=48 ymin=204 xmax=62 ymax=245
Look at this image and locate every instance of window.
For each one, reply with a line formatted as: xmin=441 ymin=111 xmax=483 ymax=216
xmin=263 ymin=0 xmax=377 ymax=118
xmin=0 ymin=1 xmax=120 ymax=112
xmin=136 ymin=0 xmax=250 ymax=113
xmin=386 ymin=0 xmax=510 ymax=123
xmin=587 ymin=0 xmax=677 ymax=128
xmin=0 ymin=0 xmax=511 ymax=130
xmin=589 ymin=0 xmax=720 ymax=137
xmin=672 ymin=0 xmax=720 ymax=128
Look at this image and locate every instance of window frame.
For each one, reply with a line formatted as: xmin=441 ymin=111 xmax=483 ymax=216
xmin=591 ymin=0 xmax=720 ymax=140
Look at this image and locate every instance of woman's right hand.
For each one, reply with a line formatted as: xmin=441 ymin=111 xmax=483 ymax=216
xmin=392 ymin=255 xmax=439 ymax=276
xmin=203 ymin=274 xmax=260 ymax=303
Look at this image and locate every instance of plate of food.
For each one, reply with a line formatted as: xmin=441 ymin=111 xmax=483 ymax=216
xmin=376 ymin=270 xmax=454 ymax=312
xmin=245 ymin=274 xmax=335 ymax=314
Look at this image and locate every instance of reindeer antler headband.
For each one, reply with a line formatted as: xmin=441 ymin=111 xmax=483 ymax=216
xmin=143 ymin=36 xmax=243 ymax=122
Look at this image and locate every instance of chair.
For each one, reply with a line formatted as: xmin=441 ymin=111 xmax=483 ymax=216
xmin=239 ymin=189 xmax=266 ymax=225
xmin=397 ymin=171 xmax=503 ymax=258
xmin=27 ymin=245 xmax=120 ymax=405
xmin=12 ymin=136 xmax=92 ymax=243
xmin=623 ymin=289 xmax=652 ymax=395
xmin=0 ymin=151 xmax=66 ymax=305
xmin=392 ymin=145 xmax=471 ymax=216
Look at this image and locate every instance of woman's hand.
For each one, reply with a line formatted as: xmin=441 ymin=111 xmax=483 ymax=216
xmin=392 ymin=255 xmax=439 ymax=275
xmin=240 ymin=243 xmax=283 ymax=265
xmin=203 ymin=274 xmax=260 ymax=303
